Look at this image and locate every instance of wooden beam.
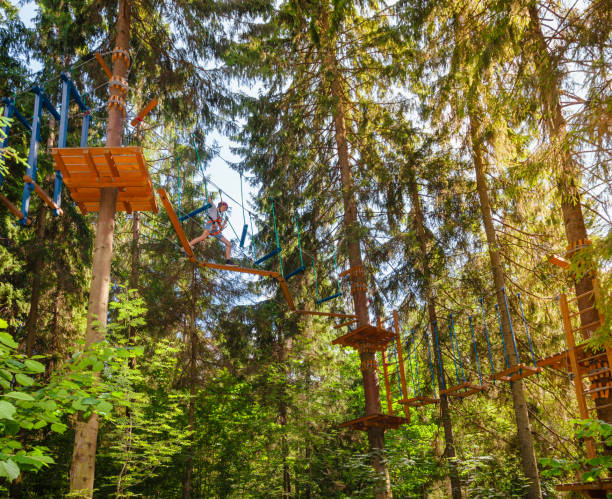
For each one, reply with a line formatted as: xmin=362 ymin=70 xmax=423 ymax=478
xmin=130 ymin=98 xmax=158 ymax=126
xmin=95 ymin=52 xmax=112 ymax=79
xmin=157 ymin=188 xmax=195 ymax=259
xmin=276 ymin=277 xmax=295 ymax=311
xmin=295 ymin=310 xmax=357 ymax=319
xmin=0 ymin=194 xmax=29 ymax=223
xmin=393 ymin=310 xmax=410 ymax=421
xmin=104 ymin=150 xmax=120 ymax=178
xmin=23 ymin=175 xmax=63 ymax=214
xmin=334 ymin=318 xmax=358 ymax=329
xmin=197 ymin=261 xmax=280 ymax=278
xmin=548 ymin=254 xmax=570 ymax=269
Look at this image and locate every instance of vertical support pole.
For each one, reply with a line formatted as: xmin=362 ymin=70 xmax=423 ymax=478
xmin=393 ymin=310 xmax=410 ymax=421
xmin=0 ymin=99 xmax=15 ymax=189
xmin=54 ymin=75 xmax=71 ymax=214
xmin=591 ymin=278 xmax=612 ymax=379
xmin=20 ymin=89 xmax=43 ymax=225
xmin=379 ymin=317 xmax=393 ymax=416
xmin=561 ymin=293 xmax=596 ymax=459
xmin=80 ymin=112 xmax=91 ymax=148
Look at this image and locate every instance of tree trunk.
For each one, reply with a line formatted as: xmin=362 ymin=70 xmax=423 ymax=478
xmin=525 ymin=5 xmax=611 ymax=423
xmin=23 ymin=204 xmax=47 ymax=356
xmin=69 ymin=1 xmax=130 ymax=496
xmin=469 ymin=113 xmax=542 ymax=499
xmin=183 ymin=269 xmax=198 ymax=499
xmin=406 ymin=171 xmax=462 ymax=499
xmin=318 ymin=8 xmax=391 ymax=497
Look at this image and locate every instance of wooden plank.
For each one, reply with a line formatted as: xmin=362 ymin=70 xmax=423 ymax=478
xmin=556 ymin=481 xmax=612 ymax=491
xmin=198 ymin=261 xmax=280 ymax=278
xmin=0 ymin=194 xmax=28 ymax=223
xmin=295 ymin=310 xmax=357 ymax=319
xmin=104 ymin=150 xmax=120 ymax=178
xmin=95 ymin=52 xmax=112 ymax=78
xmin=84 ymin=150 xmax=101 ymax=179
xmin=52 ymin=151 xmax=70 ymax=179
xmin=157 ymin=188 xmax=196 ymax=259
xmin=548 ymin=254 xmax=570 ymax=269
xmin=23 ymin=175 xmax=62 ymax=214
xmin=334 ymin=319 xmax=358 ymax=329
xmin=130 ymin=98 xmax=158 ymax=126
xmin=276 ymin=277 xmax=296 ymax=311
xmin=561 ymin=293 xmax=596 ymax=459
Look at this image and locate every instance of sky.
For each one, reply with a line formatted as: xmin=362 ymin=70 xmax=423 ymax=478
xmin=15 ymin=1 xmax=257 ymax=258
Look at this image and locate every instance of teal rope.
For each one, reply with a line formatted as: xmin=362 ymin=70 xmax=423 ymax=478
xmin=240 ymin=173 xmax=246 ymax=224
xmin=271 ymin=199 xmax=283 ymax=276
xmin=250 ymin=214 xmax=256 ymax=259
xmin=192 ymin=134 xmax=208 ymax=199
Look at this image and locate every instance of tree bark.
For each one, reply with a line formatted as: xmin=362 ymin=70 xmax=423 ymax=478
xmin=469 ymin=113 xmax=542 ymax=499
xmin=406 ymin=170 xmax=462 ymax=499
xmin=69 ymin=1 xmax=130 ymax=496
xmin=318 ymin=7 xmax=391 ymax=497
xmin=183 ymin=269 xmax=198 ymax=499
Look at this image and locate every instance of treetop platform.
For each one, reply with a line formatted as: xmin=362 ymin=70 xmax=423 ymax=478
xmin=52 ymin=146 xmax=157 ymax=214
xmin=402 ymin=396 xmax=440 ymax=407
xmin=440 ymin=382 xmax=486 ymax=398
xmin=332 ymin=324 xmax=396 ymax=352
xmin=339 ymin=413 xmax=409 ymax=431
xmin=490 ymin=363 xmax=541 ymax=382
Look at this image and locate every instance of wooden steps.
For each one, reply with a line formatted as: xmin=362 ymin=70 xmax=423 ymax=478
xmin=339 ymin=413 xmax=409 ymax=431
xmin=332 ymin=324 xmax=395 ymax=352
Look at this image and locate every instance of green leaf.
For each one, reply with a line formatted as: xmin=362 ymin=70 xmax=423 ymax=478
xmin=92 ymin=361 xmax=104 ymax=372
xmin=50 ymin=423 xmax=67 ymax=434
xmin=15 ymin=373 xmax=35 ymax=387
xmin=0 ymin=333 xmax=18 ymax=349
xmin=0 ymin=319 xmax=7 ymax=329
xmin=4 ymin=391 xmax=34 ymax=401
xmin=24 ymin=360 xmax=45 ymax=373
xmin=37 ymin=400 xmax=57 ymax=412
xmin=96 ymin=400 xmax=113 ymax=414
xmin=80 ymin=398 xmax=97 ymax=405
xmin=19 ymin=420 xmax=33 ymax=430
xmin=0 ymin=401 xmax=16 ymax=420
xmin=0 ymin=459 xmax=20 ymax=481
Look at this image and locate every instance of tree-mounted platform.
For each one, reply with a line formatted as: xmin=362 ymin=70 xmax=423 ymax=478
xmin=490 ymin=363 xmax=541 ymax=382
xmin=339 ymin=413 xmax=409 ymax=431
xmin=556 ymin=479 xmax=612 ymax=492
xmin=332 ymin=324 xmax=395 ymax=352
xmin=295 ymin=310 xmax=357 ymax=319
xmin=51 ymin=146 xmax=158 ymax=214
xmin=402 ymin=396 xmax=440 ymax=407
xmin=440 ymin=381 xmax=487 ymax=398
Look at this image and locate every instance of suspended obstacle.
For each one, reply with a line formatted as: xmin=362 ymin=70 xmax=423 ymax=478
xmin=481 ymin=289 xmax=541 ymax=383
xmin=283 ymin=214 xmax=306 ymax=280
xmin=157 ymin=187 xmax=296 ymax=311
xmin=335 ymin=313 xmax=410 ymax=431
xmin=403 ymin=326 xmax=440 ymax=407
xmin=253 ymin=198 xmax=282 ymax=265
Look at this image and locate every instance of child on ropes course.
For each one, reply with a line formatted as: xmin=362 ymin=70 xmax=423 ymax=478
xmin=189 ymin=196 xmax=235 ymax=265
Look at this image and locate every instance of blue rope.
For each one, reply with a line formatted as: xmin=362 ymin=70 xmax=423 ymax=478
xmin=449 ymin=313 xmax=466 ymax=384
xmin=411 ymin=329 xmax=422 ymax=396
xmin=502 ymin=287 xmax=520 ymax=365
xmin=432 ymin=321 xmax=446 ymax=391
xmin=392 ymin=339 xmax=402 ymax=397
xmin=495 ymin=304 xmax=510 ymax=369
xmin=425 ymin=329 xmax=437 ymax=397
xmin=469 ymin=316 xmax=483 ymax=386
xmin=480 ymin=298 xmax=496 ymax=376
xmin=517 ymin=293 xmax=537 ymax=368
xmin=447 ymin=317 xmax=461 ymax=385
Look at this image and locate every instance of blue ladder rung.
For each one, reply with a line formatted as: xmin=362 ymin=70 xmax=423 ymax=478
xmin=284 ymin=265 xmax=306 ymax=280
xmin=316 ymin=292 xmax=342 ymax=305
xmin=239 ymin=224 xmax=248 ymax=248
xmin=254 ymin=247 xmax=281 ymax=265
xmin=178 ymin=203 xmax=212 ymax=222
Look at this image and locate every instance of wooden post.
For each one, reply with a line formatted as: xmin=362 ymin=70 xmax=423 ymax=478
xmin=393 ymin=310 xmax=410 ymax=421
xmin=561 ymin=293 xmax=596 ymax=459
xmin=379 ymin=318 xmax=393 ymax=416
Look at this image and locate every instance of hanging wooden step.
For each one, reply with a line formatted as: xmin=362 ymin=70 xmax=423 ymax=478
xmin=51 ymin=146 xmax=158 ymax=214
xmin=332 ymin=324 xmax=395 ymax=352
xmin=556 ymin=479 xmax=612 ymax=492
xmin=440 ymin=381 xmax=487 ymax=398
xmin=402 ymin=396 xmax=440 ymax=407
xmin=490 ymin=363 xmax=541 ymax=382
xmin=339 ymin=413 xmax=408 ymax=431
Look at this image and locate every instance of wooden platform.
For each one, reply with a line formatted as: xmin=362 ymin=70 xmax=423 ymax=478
xmin=490 ymin=363 xmax=542 ymax=382
xmin=339 ymin=413 xmax=409 ymax=431
xmin=295 ymin=310 xmax=357 ymax=319
xmin=332 ymin=324 xmax=396 ymax=351
xmin=402 ymin=396 xmax=440 ymax=407
xmin=556 ymin=479 xmax=612 ymax=492
xmin=52 ymin=146 xmax=157 ymax=214
xmin=440 ymin=381 xmax=486 ymax=398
